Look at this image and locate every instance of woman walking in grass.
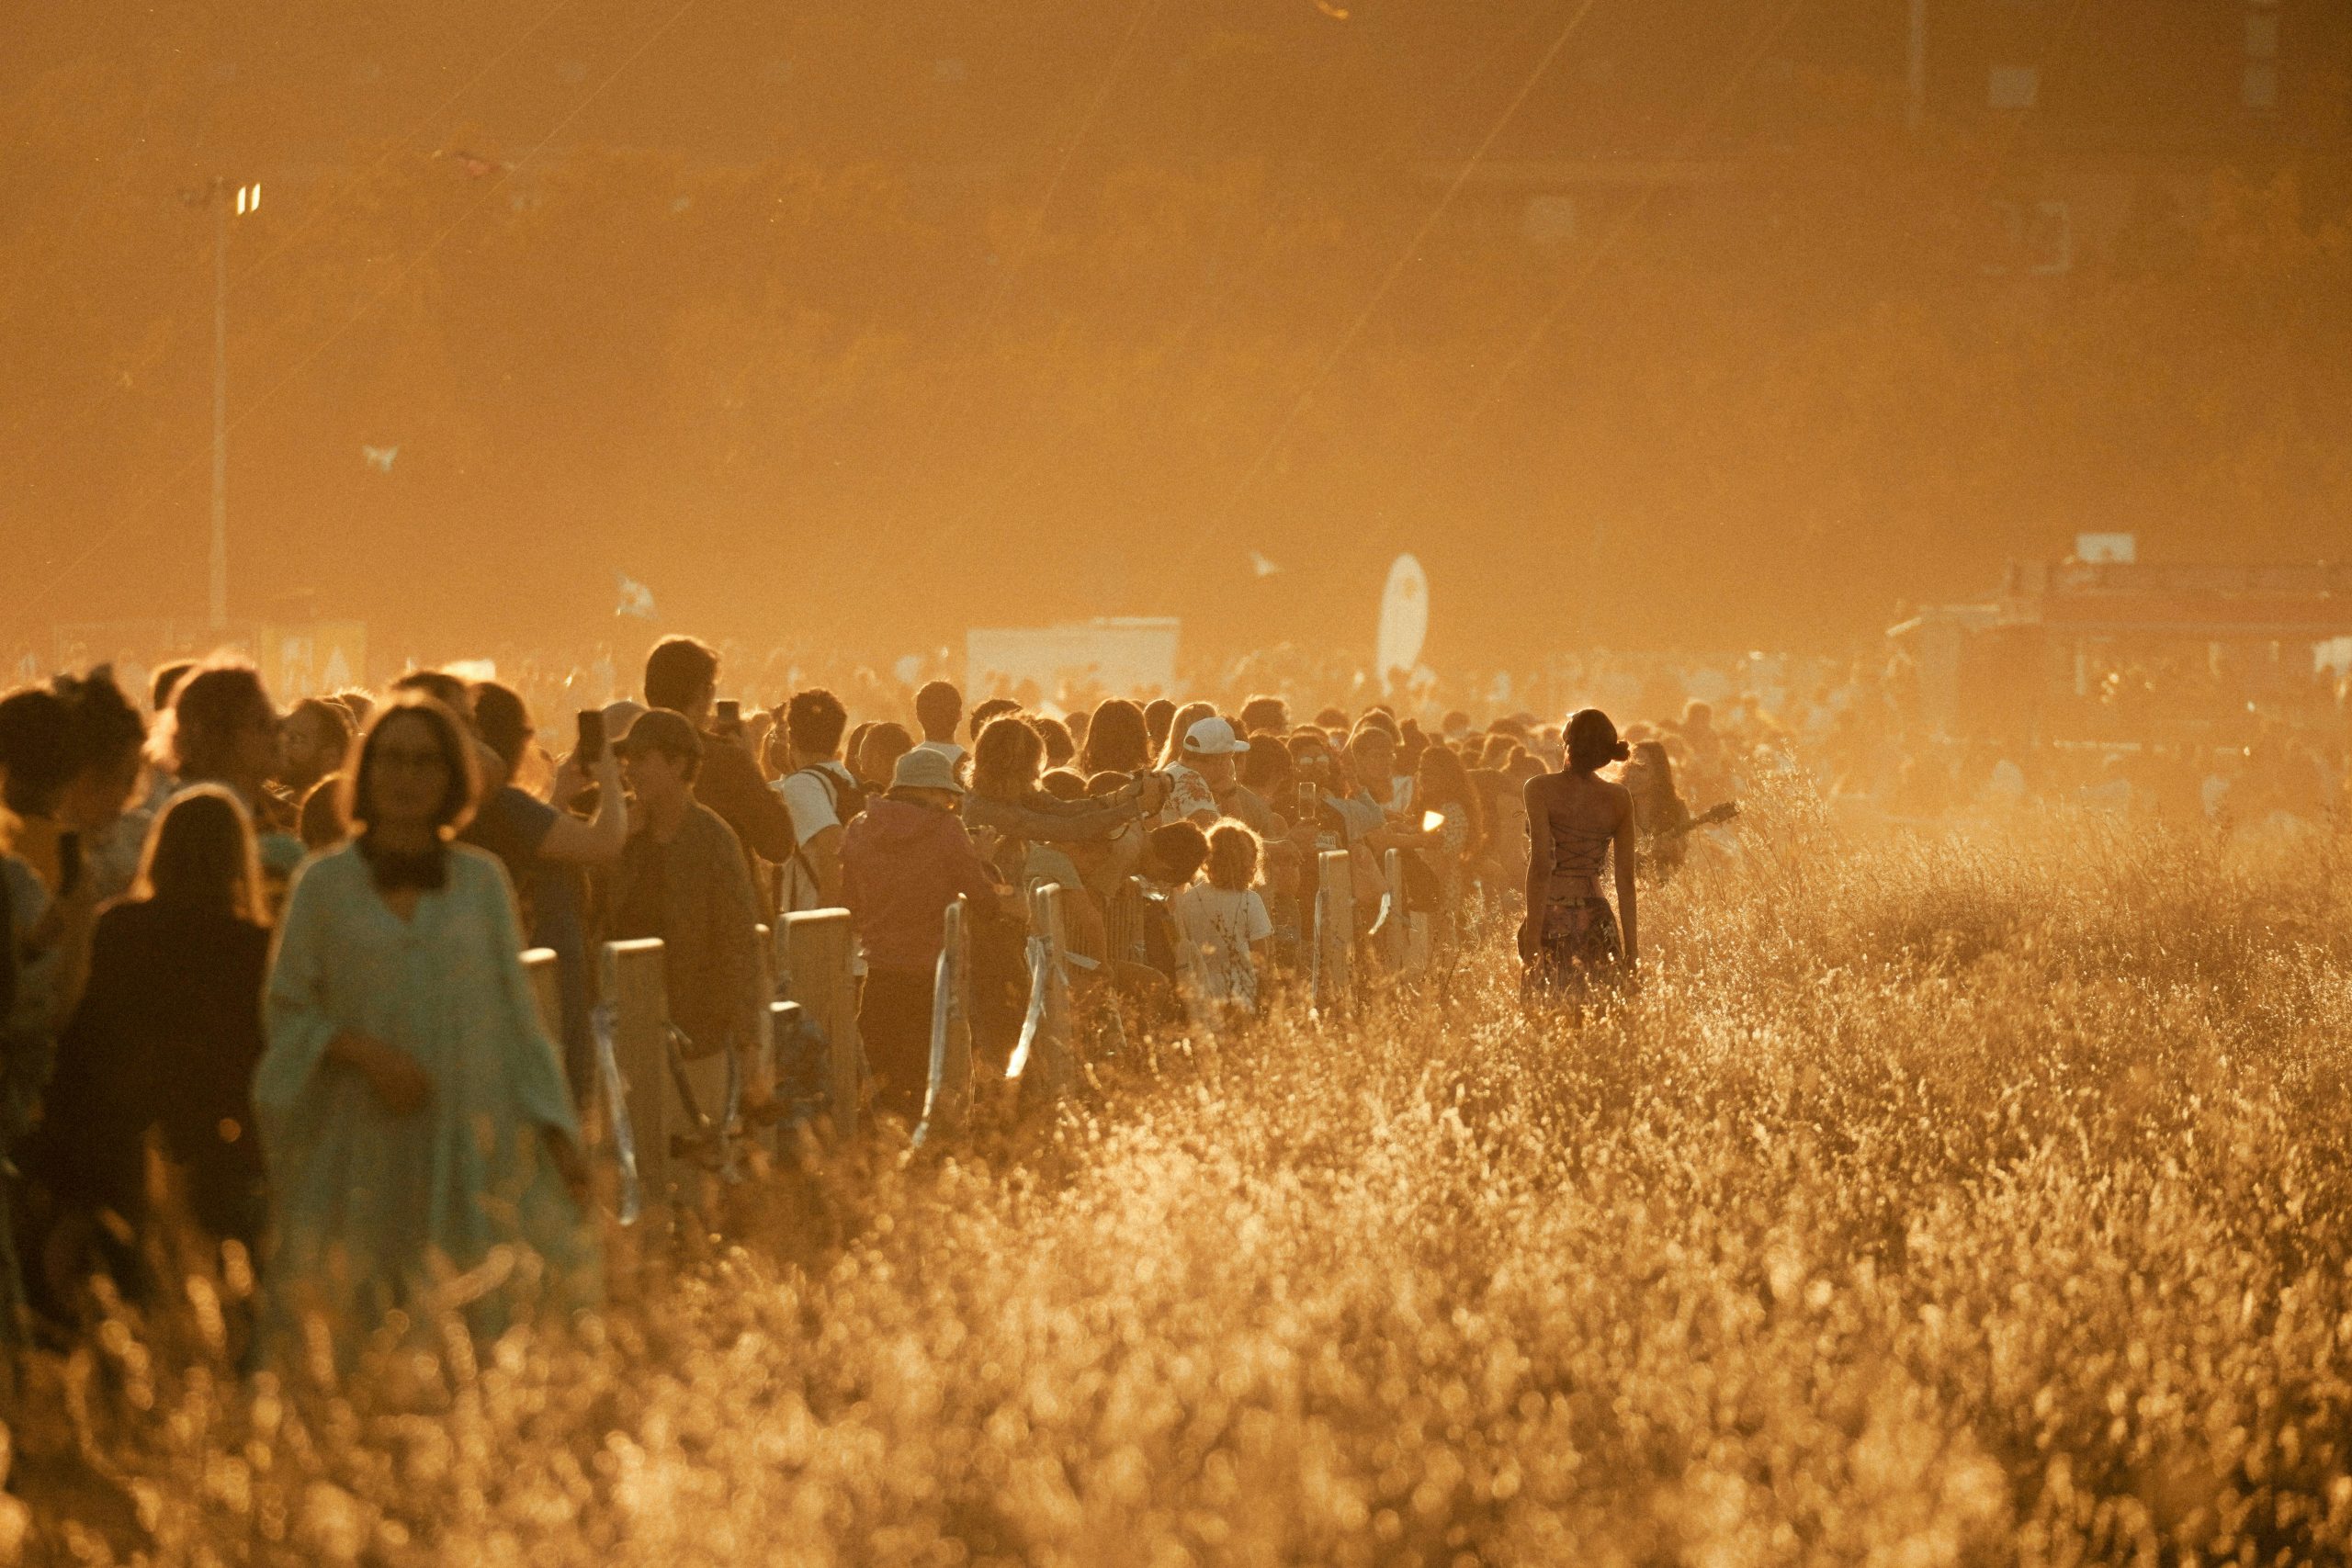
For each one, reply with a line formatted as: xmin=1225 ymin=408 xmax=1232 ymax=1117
xmin=256 ymin=695 xmax=596 ymax=1366
xmin=1519 ymin=709 xmax=1637 ymax=992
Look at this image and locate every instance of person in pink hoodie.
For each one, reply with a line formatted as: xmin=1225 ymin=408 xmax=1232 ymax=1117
xmin=839 ymin=747 xmax=1010 ymax=1123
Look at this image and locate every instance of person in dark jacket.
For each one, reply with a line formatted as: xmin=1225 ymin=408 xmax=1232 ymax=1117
xmin=839 ymin=749 xmax=1011 ymax=1124
xmin=31 ymin=785 xmax=272 ymax=1298
xmin=610 ymin=709 xmax=771 ymax=1149
xmin=462 ymin=682 xmax=628 ymax=1100
xmin=642 ymin=637 xmax=797 ymax=875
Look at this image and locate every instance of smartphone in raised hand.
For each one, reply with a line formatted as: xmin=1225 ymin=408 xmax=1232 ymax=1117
xmin=576 ymin=708 xmax=605 ymax=765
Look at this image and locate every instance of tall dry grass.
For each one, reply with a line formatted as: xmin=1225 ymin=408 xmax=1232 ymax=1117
xmin=14 ymin=789 xmax=2352 ymax=1565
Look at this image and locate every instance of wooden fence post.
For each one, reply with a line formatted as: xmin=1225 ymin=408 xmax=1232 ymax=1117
xmin=1379 ymin=850 xmax=1410 ymax=975
xmin=1008 ymin=882 xmax=1077 ymax=1103
xmin=751 ymin=923 xmax=777 ymax=1156
xmin=602 ymin=938 xmax=670 ymax=1230
xmin=1040 ymin=881 xmax=1075 ymax=1097
xmin=778 ymin=909 xmax=861 ymax=1145
xmin=1314 ymin=850 xmax=1354 ymax=1017
xmin=915 ymin=895 xmax=974 ymax=1145
xmin=522 ymin=947 xmax=563 ymax=1043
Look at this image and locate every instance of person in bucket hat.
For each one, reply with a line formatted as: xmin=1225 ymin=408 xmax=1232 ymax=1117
xmin=838 ymin=743 xmax=1008 ymax=1125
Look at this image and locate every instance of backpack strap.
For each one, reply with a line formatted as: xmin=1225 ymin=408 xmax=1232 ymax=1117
xmin=786 ymin=765 xmax=849 ymax=898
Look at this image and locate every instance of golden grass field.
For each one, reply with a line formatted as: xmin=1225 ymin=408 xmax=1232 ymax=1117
xmin=12 ymin=787 xmax=2352 ymax=1565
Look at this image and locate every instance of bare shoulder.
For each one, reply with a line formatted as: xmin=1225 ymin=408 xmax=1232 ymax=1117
xmin=1521 ymin=771 xmax=1560 ymax=807
xmin=1600 ymin=777 xmax=1636 ymax=822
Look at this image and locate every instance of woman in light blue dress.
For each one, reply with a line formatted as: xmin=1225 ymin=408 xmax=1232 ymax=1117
xmin=256 ymin=694 xmax=596 ymax=1369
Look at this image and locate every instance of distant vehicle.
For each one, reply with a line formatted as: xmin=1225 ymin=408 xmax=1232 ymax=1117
xmin=1889 ymin=558 xmax=2352 ymax=746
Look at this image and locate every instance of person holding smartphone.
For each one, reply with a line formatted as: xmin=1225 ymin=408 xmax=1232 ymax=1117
xmin=460 ymin=682 xmax=627 ymax=1100
xmin=641 ymin=637 xmax=797 ymax=900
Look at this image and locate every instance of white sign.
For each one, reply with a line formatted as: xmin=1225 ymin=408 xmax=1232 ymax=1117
xmin=1376 ymin=554 xmax=1429 ymax=680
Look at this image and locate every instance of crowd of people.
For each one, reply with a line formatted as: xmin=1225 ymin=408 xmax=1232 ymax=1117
xmin=5 ymin=621 xmax=2347 ymax=1369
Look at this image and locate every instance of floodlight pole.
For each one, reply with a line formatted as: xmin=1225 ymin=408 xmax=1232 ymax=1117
xmin=1906 ymin=0 xmax=1928 ymax=135
xmin=210 ymin=177 xmax=229 ymax=629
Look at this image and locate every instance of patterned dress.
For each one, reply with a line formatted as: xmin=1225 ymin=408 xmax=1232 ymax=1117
xmin=1525 ymin=796 xmax=1624 ymax=994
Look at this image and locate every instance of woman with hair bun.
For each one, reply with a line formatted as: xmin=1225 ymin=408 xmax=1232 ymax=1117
xmin=1518 ymin=708 xmax=1637 ymax=991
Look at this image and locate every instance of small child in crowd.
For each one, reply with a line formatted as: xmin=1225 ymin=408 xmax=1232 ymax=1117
xmin=1170 ymin=819 xmax=1272 ymax=1032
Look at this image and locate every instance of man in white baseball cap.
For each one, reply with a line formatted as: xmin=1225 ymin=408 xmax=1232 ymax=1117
xmin=1163 ymin=714 xmax=1250 ymax=827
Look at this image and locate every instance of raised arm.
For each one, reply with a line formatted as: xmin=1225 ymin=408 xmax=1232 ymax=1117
xmin=967 ymin=789 xmax=1139 ymax=845
xmin=540 ymin=750 xmax=628 ymax=864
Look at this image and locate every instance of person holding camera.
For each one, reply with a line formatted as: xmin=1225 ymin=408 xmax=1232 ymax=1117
xmin=642 ymin=637 xmax=796 ymax=875
xmin=460 ymin=682 xmax=627 ymax=1098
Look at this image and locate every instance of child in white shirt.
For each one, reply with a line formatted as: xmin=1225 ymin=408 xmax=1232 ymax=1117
xmin=1170 ymin=819 xmax=1272 ymax=1032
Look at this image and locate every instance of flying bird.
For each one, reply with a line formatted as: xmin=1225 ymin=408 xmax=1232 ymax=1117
xmin=361 ymin=445 xmax=398 ymax=473
xmin=616 ymin=573 xmax=658 ymax=621
xmin=435 ymin=148 xmax=509 ymax=179
xmin=1250 ymin=550 xmax=1283 ymax=578
xmin=1314 ymin=0 xmax=1350 ymax=17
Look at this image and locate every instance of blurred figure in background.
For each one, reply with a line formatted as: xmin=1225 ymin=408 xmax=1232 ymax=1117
xmin=1035 ymin=716 xmax=1076 ymax=772
xmin=282 ymin=697 xmax=356 ymax=853
xmin=29 ymin=786 xmax=272 ymax=1313
xmin=277 ymin=699 xmax=350 ymax=807
xmin=1622 ymin=739 xmax=1692 ymax=881
xmin=1238 ymin=695 xmax=1289 ymax=737
xmin=1670 ymin=700 xmax=1731 ymax=810
xmin=969 ymin=697 xmax=1021 ymax=748
xmin=1157 ymin=702 xmax=1217 ymax=773
xmin=5 ymin=671 xmax=150 ymax=907
xmin=913 ymin=681 xmax=967 ymax=771
xmin=1080 ymin=698 xmax=1152 ymax=777
xmin=1144 ymin=699 xmax=1177 ymax=762
xmin=1408 ymin=742 xmax=1487 ymax=945
xmin=166 ymin=662 xmax=304 ymax=885
xmin=0 ymin=683 xmax=113 ymax=1339
xmin=855 ymin=722 xmax=916 ymax=793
